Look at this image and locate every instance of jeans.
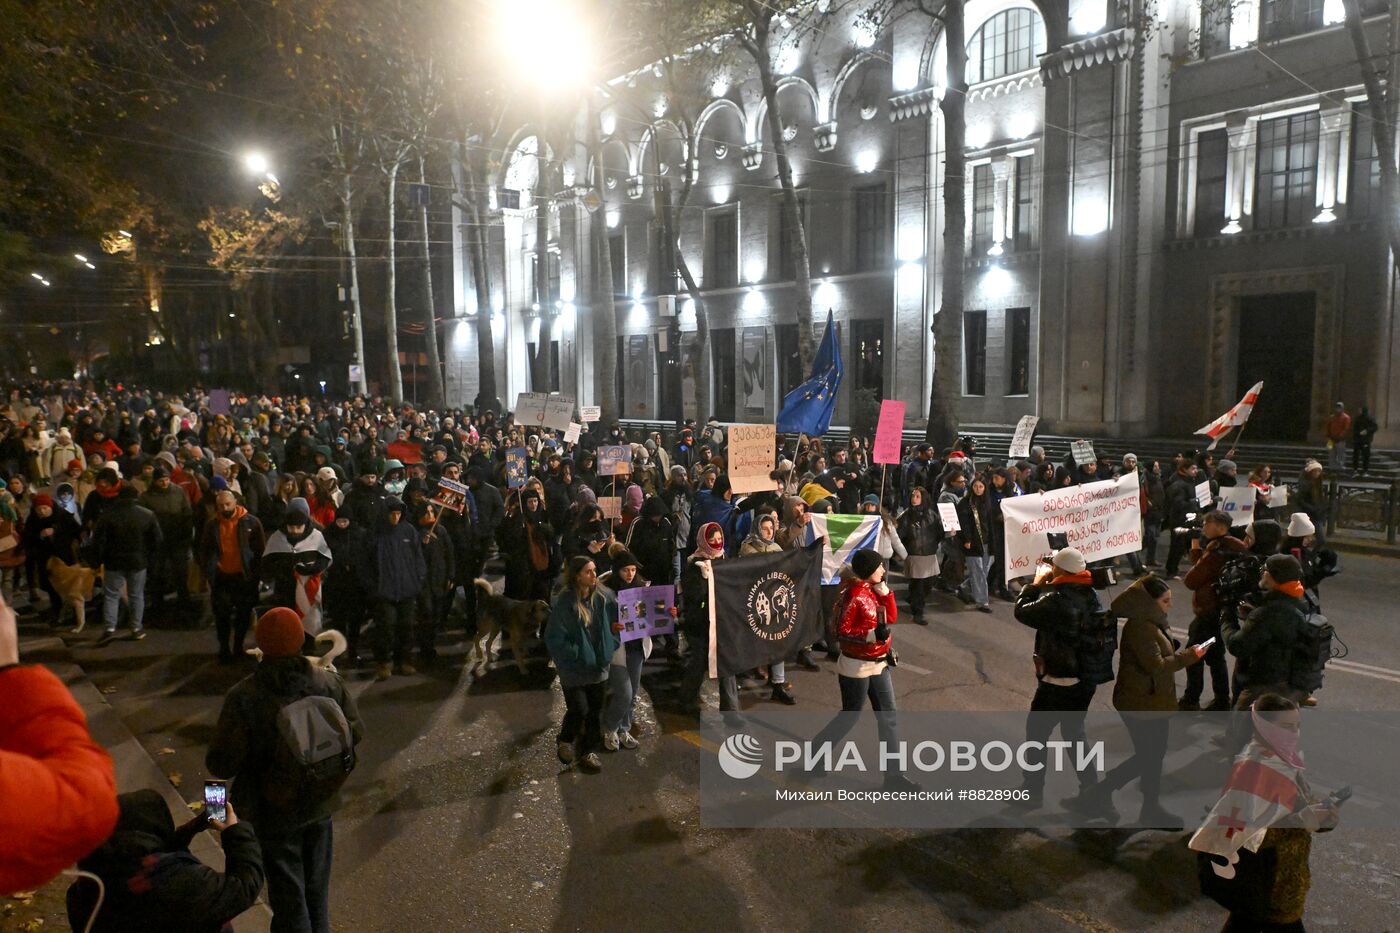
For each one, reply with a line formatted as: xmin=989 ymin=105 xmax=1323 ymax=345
xmin=373 ymin=597 xmax=418 ymax=664
xmin=212 ymin=575 xmax=258 ymax=657
xmin=103 ymin=568 xmax=147 ymax=633
xmin=560 ymin=681 xmax=606 ymax=755
xmin=1142 ymin=522 xmax=1162 ymax=565
xmin=1022 ymin=680 xmax=1097 ymax=793
xmin=1328 ymin=440 xmax=1347 ymax=471
xmin=258 ymin=818 xmax=334 ymax=933
xmin=811 ymin=668 xmax=899 ymax=757
xmin=679 ymin=625 xmax=740 ymax=711
xmin=1099 ymin=713 xmax=1171 ymax=807
xmin=603 ymin=642 xmax=646 ymax=733
xmin=962 ymin=554 xmax=991 ymax=608
xmin=1182 ymin=611 xmax=1230 ymax=707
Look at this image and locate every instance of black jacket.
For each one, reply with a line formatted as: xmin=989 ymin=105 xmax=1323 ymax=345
xmin=140 ymin=482 xmax=195 ymax=551
xmin=322 ymin=518 xmax=373 ymax=606
xmin=366 ymin=519 xmax=426 ymax=602
xmin=469 ymin=480 xmax=504 ymax=542
xmin=341 ymin=481 xmax=388 ymax=528
xmin=955 ymin=494 xmax=994 ymax=557
xmin=626 ymin=505 xmax=677 ymax=587
xmin=95 ymin=490 xmax=163 ymax=572
xmin=66 ymin=789 xmax=264 ymax=933
xmin=896 ymin=504 xmax=941 ymax=556
xmin=206 ymin=657 xmax=363 ymax=829
xmin=1014 ymin=578 xmax=1104 ymax=681
xmin=1223 ymin=588 xmax=1309 ymax=690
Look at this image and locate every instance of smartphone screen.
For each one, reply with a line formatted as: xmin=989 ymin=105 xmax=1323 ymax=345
xmin=1198 ymin=636 xmax=1217 ymax=652
xmin=204 ymin=780 xmax=227 ymax=823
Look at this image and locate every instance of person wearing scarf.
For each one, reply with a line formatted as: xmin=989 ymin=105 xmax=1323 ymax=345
xmin=501 ymin=488 xmax=557 ymax=602
xmin=1190 ymin=693 xmax=1342 ymax=930
xmin=677 ymin=522 xmax=738 ymax=715
xmin=261 ymin=499 xmax=334 ymax=640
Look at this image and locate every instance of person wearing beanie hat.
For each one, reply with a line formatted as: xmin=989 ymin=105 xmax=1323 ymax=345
xmin=1220 ymin=552 xmax=1313 ymax=742
xmin=367 ymin=490 xmax=427 ymax=681
xmin=596 ymin=548 xmax=659 ymax=745
xmin=1010 ymin=542 xmax=1109 ymax=809
xmin=1181 ymin=511 xmax=1250 ymax=711
xmin=1216 ymin=459 xmax=1238 ymax=488
xmin=20 ymin=491 xmax=80 ymax=618
xmin=1294 ymin=459 xmax=1329 ymax=551
xmin=1286 ymin=512 xmax=1315 ymax=539
xmin=198 ymin=489 xmax=267 ymax=663
xmin=207 ymin=607 xmax=361 ymax=933
xmin=209 ymin=475 xmax=230 ymax=493
xmin=139 ymin=462 xmax=196 ymax=613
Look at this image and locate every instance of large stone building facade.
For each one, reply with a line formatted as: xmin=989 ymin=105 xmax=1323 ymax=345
xmin=443 ymin=0 xmax=1400 ymax=444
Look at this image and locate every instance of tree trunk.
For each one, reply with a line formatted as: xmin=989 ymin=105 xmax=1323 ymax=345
xmin=417 ymin=154 xmax=446 ymax=409
xmin=531 ymin=141 xmax=555 ymax=393
xmin=671 ymin=163 xmax=710 ymax=431
xmin=384 ymin=160 xmax=405 ymax=404
xmin=748 ymin=19 xmax=816 ymax=375
xmin=588 ymin=104 xmax=619 ymax=422
xmin=927 ymin=0 xmax=966 ymax=445
xmin=458 ymin=148 xmax=500 ymax=413
xmin=1343 ymin=0 xmax=1400 ymax=261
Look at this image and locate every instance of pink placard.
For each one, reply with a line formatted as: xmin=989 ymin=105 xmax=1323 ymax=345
xmin=873 ymin=399 xmax=906 ymax=464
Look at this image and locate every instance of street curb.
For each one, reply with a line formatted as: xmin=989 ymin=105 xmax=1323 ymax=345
xmin=1327 ymin=538 xmax=1400 ymax=559
xmin=18 ymin=631 xmax=273 ymax=933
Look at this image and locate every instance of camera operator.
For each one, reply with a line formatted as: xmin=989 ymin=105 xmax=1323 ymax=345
xmin=1180 ymin=511 xmax=1248 ymax=711
xmin=1164 ymin=461 xmax=1211 ymax=578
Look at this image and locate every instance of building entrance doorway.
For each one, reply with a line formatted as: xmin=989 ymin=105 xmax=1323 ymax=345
xmin=1236 ymin=292 xmax=1314 ymax=441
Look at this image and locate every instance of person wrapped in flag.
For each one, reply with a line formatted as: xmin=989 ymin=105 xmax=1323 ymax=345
xmin=261 ymin=497 xmax=333 ymax=638
xmin=1190 ymin=693 xmax=1345 ymax=929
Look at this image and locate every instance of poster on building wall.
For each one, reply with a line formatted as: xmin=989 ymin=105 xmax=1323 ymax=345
xmin=1007 ymin=415 xmax=1039 ymax=460
xmin=999 ymin=473 xmax=1142 ymax=583
xmin=627 ymin=335 xmax=651 ymax=415
xmin=741 ymin=327 xmax=767 ymax=416
xmin=728 ymin=423 xmax=777 ymax=494
xmin=680 ymin=333 xmax=698 ymax=422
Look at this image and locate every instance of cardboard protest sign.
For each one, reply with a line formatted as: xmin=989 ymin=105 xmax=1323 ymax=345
xmin=514 ymin=392 xmax=548 ymax=426
xmin=430 ymin=477 xmax=470 ymax=514
xmin=616 ymin=585 xmax=677 ymax=642
xmin=1220 ymin=486 xmax=1256 ymax=526
xmin=1070 ymin=440 xmax=1097 ymax=467
xmin=598 ymin=496 xmax=623 ymax=520
xmin=999 ymin=472 xmax=1142 ymax=583
xmin=580 ymin=406 xmax=601 ymax=422
xmin=542 ymin=394 xmax=575 ymax=432
xmin=727 ymin=423 xmax=777 ymax=493
xmin=505 ymin=448 xmax=529 ymax=488
xmin=598 ymin=445 xmax=632 ymax=476
xmin=937 ymin=502 xmax=961 ymax=534
xmin=1008 ymin=415 xmax=1039 ymax=460
xmin=873 ymin=400 xmax=906 ymax=465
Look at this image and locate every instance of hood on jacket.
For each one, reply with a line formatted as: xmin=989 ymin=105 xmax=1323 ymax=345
xmin=641 ymin=496 xmax=667 ymax=520
xmin=781 ymin=496 xmax=807 ymax=525
xmin=78 ymin=789 xmax=172 ymax=873
xmin=1110 ymin=578 xmax=1168 ymax=628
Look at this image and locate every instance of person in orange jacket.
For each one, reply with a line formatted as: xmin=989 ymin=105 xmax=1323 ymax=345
xmin=0 ymin=592 xmax=119 ymax=894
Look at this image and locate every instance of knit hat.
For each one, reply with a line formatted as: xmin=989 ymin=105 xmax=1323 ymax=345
xmin=1051 ymin=547 xmax=1088 ymax=574
xmin=209 ymin=475 xmax=229 ymax=492
xmin=150 ymin=466 xmax=168 ymax=480
xmin=1218 ymin=459 xmax=1238 ymax=474
xmin=1122 ymin=453 xmax=1138 ymax=466
xmin=33 ymin=493 xmax=53 ymax=509
xmin=255 ymin=607 xmax=306 ymax=659
xmin=1286 ymin=513 xmax=1316 ymax=537
xmin=384 ymin=496 xmax=406 ymax=513
xmin=67 ymin=458 xmax=83 ymax=473
xmin=1303 ymin=459 xmax=1323 ymax=474
xmin=851 ymin=548 xmax=883 ymax=580
xmin=861 ymin=494 xmax=881 ymax=507
xmin=1264 ymin=553 xmax=1303 ymax=584
xmin=287 ymin=497 xmax=311 ymax=522
xmin=611 ymin=548 xmax=639 ymax=570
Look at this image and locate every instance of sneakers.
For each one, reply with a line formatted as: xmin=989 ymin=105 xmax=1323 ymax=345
xmin=578 ymin=752 xmax=602 ymax=773
xmin=96 ymin=630 xmax=118 ymax=647
xmin=1136 ymin=804 xmax=1185 ymax=831
xmin=374 ymin=663 xmax=393 ymax=682
xmin=912 ymin=614 xmax=928 ymax=626
xmin=770 ymin=682 xmax=796 ymax=706
xmin=1064 ymin=785 xmax=1119 ymax=823
xmin=1301 ymin=695 xmax=1319 ymax=707
xmin=976 ymin=605 xmax=993 ymax=614
xmin=617 ymin=731 xmax=639 ymax=750
xmin=557 ymin=741 xmax=576 ymax=765
xmin=796 ymin=650 xmax=820 ymax=672
xmin=602 ymin=731 xmax=620 ymax=752
xmin=131 ymin=630 xmax=147 ymax=641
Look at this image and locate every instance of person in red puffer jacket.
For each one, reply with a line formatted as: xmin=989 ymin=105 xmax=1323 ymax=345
xmin=0 ymin=593 xmax=119 ymax=894
xmin=812 ymin=548 xmax=918 ymax=790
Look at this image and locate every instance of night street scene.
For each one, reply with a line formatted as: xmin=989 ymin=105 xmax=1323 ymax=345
xmin=5 ymin=0 xmax=1400 ymax=930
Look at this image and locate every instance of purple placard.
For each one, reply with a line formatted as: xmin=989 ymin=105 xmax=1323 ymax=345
xmin=616 ymin=584 xmax=676 ymax=642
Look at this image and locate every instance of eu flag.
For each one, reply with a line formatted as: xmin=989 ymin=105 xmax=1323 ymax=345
xmin=777 ymin=311 xmax=843 ymax=435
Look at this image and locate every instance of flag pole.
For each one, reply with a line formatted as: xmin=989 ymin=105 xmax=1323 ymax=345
xmin=789 ymin=433 xmax=807 ymax=494
xmin=879 ymin=463 xmax=887 ymax=509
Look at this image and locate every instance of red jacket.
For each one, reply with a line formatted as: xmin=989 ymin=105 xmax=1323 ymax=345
xmin=386 ymin=439 xmax=424 ymax=465
xmin=0 ymin=665 xmax=119 ymax=894
xmin=836 ymin=578 xmax=898 ymax=661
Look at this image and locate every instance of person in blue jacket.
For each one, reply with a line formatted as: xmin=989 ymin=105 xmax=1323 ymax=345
xmin=545 ymin=554 xmax=619 ymax=774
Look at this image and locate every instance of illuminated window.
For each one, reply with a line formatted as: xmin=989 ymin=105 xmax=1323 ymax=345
xmin=967 ymin=9 xmax=1046 ymax=84
xmin=1254 ymin=111 xmax=1319 ymax=230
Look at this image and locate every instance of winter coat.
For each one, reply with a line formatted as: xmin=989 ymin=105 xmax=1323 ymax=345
xmin=1165 ymin=473 xmax=1203 ymax=527
xmin=206 ymin=656 xmax=362 ymax=829
xmin=94 ymin=490 xmax=163 ymax=572
xmin=198 ymin=509 xmax=265 ymax=583
xmin=1223 ymin=588 xmax=1309 ymax=691
xmin=65 ymin=789 xmax=264 ymax=933
xmin=626 ymin=505 xmax=677 ymax=587
xmin=46 ymin=442 xmax=82 ymax=481
xmin=835 ymin=577 xmax=898 ymax=662
xmin=322 ymin=519 xmax=373 ymax=610
xmin=1183 ymin=535 xmax=1250 ymax=615
xmin=0 ymin=665 xmax=119 ymax=894
xmin=340 ymin=481 xmax=388 ymax=529
xmin=896 ymin=504 xmax=941 ymax=556
xmin=368 ymin=520 xmax=426 ymax=602
xmin=955 ymin=494 xmax=994 ymax=557
xmin=21 ymin=506 xmax=81 ymax=570
xmin=738 ymin=533 xmax=783 ymax=556
xmin=140 ymin=482 xmax=195 ymax=552
xmin=419 ymin=523 xmax=456 ymax=598
xmin=544 ymin=588 xmax=619 ymax=687
xmin=1013 ymin=573 xmax=1103 ymax=681
xmin=1110 ymin=580 xmax=1197 ymax=712
xmin=680 ymin=554 xmax=715 ymax=636
xmin=691 ymin=490 xmax=737 ymax=551
xmin=470 ymin=480 xmax=504 ymax=543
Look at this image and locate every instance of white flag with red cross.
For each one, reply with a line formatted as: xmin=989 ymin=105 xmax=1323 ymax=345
xmin=1196 ymin=381 xmax=1264 ymax=451
xmin=1188 ymin=746 xmax=1300 ymax=878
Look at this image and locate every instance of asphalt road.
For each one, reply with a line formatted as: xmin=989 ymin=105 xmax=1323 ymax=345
xmin=44 ymin=553 xmax=1400 ymax=932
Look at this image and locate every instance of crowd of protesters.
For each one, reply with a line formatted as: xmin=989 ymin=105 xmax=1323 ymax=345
xmin=0 ymin=381 xmax=1354 ymax=931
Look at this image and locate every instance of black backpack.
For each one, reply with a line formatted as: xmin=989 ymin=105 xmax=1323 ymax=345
xmin=1076 ymin=607 xmax=1119 ymax=686
xmin=1290 ymin=609 xmax=1337 ymax=694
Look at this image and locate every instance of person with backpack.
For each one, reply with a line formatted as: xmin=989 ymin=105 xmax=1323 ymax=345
xmin=1181 ymin=511 xmax=1249 ymax=711
xmin=207 ymin=607 xmax=362 ymax=933
xmin=1222 ymin=555 xmax=1313 ymax=748
xmin=1010 ymin=547 xmax=1115 ymax=810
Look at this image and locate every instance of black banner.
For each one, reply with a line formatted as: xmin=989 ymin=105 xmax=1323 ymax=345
xmin=712 ymin=541 xmax=824 ymax=678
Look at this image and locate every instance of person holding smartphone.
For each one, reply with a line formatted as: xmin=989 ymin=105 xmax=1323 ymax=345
xmin=66 ymin=788 xmax=265 ymax=932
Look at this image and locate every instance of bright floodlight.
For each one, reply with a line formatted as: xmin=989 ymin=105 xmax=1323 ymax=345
xmin=74 ymin=253 xmax=88 ymax=262
xmin=31 ymin=272 xmax=43 ymax=280
xmin=244 ymin=151 xmax=271 ymax=176
xmin=496 ymin=0 xmax=592 ymax=91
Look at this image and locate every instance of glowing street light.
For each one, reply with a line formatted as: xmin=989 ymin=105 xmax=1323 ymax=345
xmin=494 ymin=0 xmax=593 ymax=92
xmin=73 ymin=253 xmax=88 ymax=263
xmin=244 ymin=151 xmax=270 ymax=176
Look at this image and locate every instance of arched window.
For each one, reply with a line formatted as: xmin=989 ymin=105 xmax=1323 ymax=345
xmin=967 ymin=8 xmax=1046 ymax=84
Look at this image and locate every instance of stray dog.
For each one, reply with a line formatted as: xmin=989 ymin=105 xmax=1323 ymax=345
xmin=246 ymin=628 xmax=349 ymax=674
xmin=470 ymin=579 xmax=549 ymax=675
xmin=47 ymin=558 xmax=102 ymax=634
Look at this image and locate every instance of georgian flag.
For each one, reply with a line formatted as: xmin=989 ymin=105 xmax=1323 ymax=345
xmin=802 ymin=513 xmax=882 ymax=584
xmin=1188 ymin=744 xmax=1301 ymax=879
xmin=1196 ymin=381 xmax=1264 ymax=451
xmin=294 ymin=572 xmax=324 ymax=636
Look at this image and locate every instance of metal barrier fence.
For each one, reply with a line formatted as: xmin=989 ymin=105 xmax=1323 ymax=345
xmin=1327 ymin=478 xmax=1399 ymax=545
